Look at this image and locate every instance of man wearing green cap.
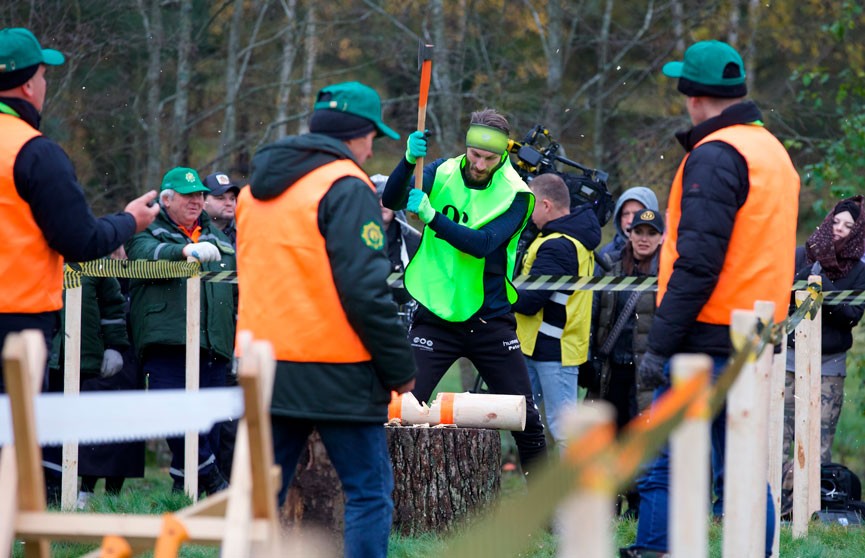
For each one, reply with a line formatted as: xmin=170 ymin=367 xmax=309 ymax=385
xmin=381 ymin=108 xmax=548 ymax=476
xmin=623 ymin=40 xmax=799 ymax=558
xmin=0 ymin=27 xmax=159 ymax=396
xmin=125 ymin=166 xmax=237 ymax=496
xmin=236 ymin=81 xmax=415 ymax=557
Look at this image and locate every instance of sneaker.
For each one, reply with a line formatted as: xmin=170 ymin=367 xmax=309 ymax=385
xmin=200 ymin=467 xmax=229 ymax=495
xmin=75 ymin=491 xmax=93 ymax=511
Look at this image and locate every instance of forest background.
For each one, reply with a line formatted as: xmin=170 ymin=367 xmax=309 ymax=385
xmin=3 ymin=0 xmax=864 ymax=231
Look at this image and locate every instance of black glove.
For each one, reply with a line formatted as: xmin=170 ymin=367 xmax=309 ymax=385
xmin=636 ymin=350 xmax=669 ymax=391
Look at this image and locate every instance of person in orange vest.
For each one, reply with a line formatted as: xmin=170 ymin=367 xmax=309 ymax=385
xmin=622 ymin=41 xmax=800 ymax=558
xmin=0 ymin=26 xmax=158 ymax=381
xmin=235 ymin=81 xmax=415 ymax=558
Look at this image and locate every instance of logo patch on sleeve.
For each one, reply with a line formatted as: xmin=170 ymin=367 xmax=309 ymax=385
xmin=361 ymin=221 xmax=384 ymax=250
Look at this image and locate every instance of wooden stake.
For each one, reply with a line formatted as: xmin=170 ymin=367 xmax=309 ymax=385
xmin=792 ymin=289 xmax=811 ymax=538
xmin=723 ymin=309 xmax=766 ymax=558
xmin=670 ymin=353 xmax=712 ymax=558
xmin=184 ymin=258 xmax=201 ymax=501
xmin=767 ymin=334 xmax=787 ymax=558
xmin=61 ymin=284 xmax=82 ymax=511
xmin=807 ymin=275 xmax=822 ymax=518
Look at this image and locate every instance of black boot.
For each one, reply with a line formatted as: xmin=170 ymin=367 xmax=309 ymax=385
xmin=619 ymin=548 xmax=670 ymax=558
xmin=200 ymin=467 xmax=229 ymax=495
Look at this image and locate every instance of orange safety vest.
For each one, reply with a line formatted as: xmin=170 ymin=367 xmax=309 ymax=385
xmin=235 ymin=159 xmax=374 ymax=362
xmin=0 ymin=113 xmax=64 ymax=313
xmin=658 ymin=124 xmax=799 ymax=325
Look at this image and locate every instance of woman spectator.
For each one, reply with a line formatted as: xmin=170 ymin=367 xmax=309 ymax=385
xmin=781 ymin=196 xmax=865 ymax=516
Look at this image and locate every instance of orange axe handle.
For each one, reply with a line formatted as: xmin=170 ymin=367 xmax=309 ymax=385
xmin=414 ymin=44 xmax=434 ymax=190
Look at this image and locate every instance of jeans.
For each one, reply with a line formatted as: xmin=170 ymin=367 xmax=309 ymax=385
xmin=272 ymin=418 xmax=394 ymax=558
xmin=634 ymin=355 xmax=775 ymax=556
xmin=144 ymin=346 xmax=227 ymax=481
xmin=525 ymin=357 xmax=578 ymax=446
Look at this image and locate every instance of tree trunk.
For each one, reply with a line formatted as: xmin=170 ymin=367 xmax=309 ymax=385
xmin=297 ymin=4 xmax=317 ymax=135
xmin=388 ymin=426 xmax=501 ymax=535
xmin=171 ymin=0 xmax=192 ymax=167
xmin=137 ymin=0 xmax=163 ymax=190
xmin=280 ymin=427 xmax=502 ymax=537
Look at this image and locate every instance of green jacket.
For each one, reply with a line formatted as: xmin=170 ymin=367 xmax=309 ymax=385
xmin=125 ymin=208 xmax=236 ymax=360
xmin=247 ymin=133 xmax=415 ymax=422
xmin=49 ymin=272 xmax=129 ymax=375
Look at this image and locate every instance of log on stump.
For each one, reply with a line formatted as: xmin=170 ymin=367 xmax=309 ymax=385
xmin=280 ymin=426 xmax=502 ymax=538
xmin=388 ymin=426 xmax=501 ymax=535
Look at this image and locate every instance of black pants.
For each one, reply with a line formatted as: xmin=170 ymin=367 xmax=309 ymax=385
xmin=604 ymin=362 xmax=638 ymax=432
xmin=409 ymin=310 xmax=547 ymax=471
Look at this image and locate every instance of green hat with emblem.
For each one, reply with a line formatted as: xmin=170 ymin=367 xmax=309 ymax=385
xmin=160 ymin=167 xmax=210 ymax=195
xmin=0 ymin=27 xmax=65 ymax=72
xmin=662 ymin=40 xmax=747 ymax=98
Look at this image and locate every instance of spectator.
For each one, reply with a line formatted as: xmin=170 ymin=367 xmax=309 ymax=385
xmin=623 ymin=40 xmax=800 ymax=557
xmin=235 ymin=81 xmax=415 ymax=558
xmin=0 ymin=26 xmax=157 ymax=386
xmin=382 ymin=108 xmax=548 ymax=476
xmin=203 ymin=172 xmax=241 ymax=247
xmin=597 ymin=186 xmax=658 ymax=259
xmin=780 ymin=196 xmax=865 ymax=516
xmin=125 ymin=166 xmax=236 ymax=496
xmin=512 ymin=173 xmax=600 ymax=449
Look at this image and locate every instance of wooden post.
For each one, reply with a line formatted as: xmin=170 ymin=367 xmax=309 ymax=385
xmin=767 ymin=336 xmax=787 ymax=558
xmin=792 ymin=289 xmax=812 ymax=538
xmin=807 ymin=275 xmax=822 ymax=518
xmin=185 ymin=258 xmax=201 ymax=501
xmin=3 ymin=330 xmax=51 ymax=558
xmin=670 ymin=354 xmax=712 ymax=558
xmin=557 ymin=401 xmax=616 ymax=558
xmin=723 ymin=309 xmax=767 ymax=558
xmin=753 ymin=301 xmax=776 ymax=556
xmin=61 ymin=285 xmax=83 ymax=511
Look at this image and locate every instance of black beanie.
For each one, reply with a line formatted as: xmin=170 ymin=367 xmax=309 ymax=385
xmin=309 ymin=109 xmax=376 ymax=140
xmin=0 ymin=64 xmax=38 ymax=91
xmin=835 ymin=199 xmax=861 ymax=222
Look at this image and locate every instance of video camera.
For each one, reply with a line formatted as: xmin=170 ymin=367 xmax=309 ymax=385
xmin=508 ymin=125 xmax=614 ymax=227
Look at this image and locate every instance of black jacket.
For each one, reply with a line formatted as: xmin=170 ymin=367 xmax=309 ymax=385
xmin=648 ymin=102 xmax=757 ymax=358
xmin=248 ymin=133 xmax=415 ymax=421
xmin=511 ymin=204 xmax=601 ymax=361
xmin=789 ymin=247 xmax=865 ymax=355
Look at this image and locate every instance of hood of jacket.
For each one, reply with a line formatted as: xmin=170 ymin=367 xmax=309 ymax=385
xmin=541 ymin=203 xmax=602 ymax=251
xmin=249 ymin=133 xmax=359 ymax=200
xmin=611 ymin=186 xmax=659 ymax=238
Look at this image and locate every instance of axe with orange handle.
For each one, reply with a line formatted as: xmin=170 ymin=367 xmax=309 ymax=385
xmin=414 ymin=41 xmax=434 ymax=190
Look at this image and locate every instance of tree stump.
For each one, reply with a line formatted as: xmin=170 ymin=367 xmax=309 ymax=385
xmin=280 ymin=426 xmax=502 ymax=538
xmin=388 ymin=426 xmax=501 ymax=535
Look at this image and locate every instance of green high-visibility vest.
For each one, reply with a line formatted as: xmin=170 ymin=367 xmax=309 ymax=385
xmin=405 ymin=155 xmax=533 ymax=322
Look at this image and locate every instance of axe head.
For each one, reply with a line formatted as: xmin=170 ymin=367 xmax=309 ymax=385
xmin=418 ymin=40 xmax=434 ymax=70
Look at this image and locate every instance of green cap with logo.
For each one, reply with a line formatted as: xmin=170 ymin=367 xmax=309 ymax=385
xmin=662 ymin=40 xmax=747 ymax=98
xmin=161 ymin=167 xmax=210 ymax=195
xmin=313 ymin=81 xmax=399 ymax=140
xmin=0 ymin=27 xmax=65 ymax=73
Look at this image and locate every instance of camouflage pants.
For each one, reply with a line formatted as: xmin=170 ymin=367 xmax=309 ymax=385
xmin=780 ymin=372 xmax=845 ymax=512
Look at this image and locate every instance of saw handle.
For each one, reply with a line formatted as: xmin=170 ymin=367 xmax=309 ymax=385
xmin=99 ymin=536 xmax=132 ymax=558
xmin=153 ymin=514 xmax=189 ymax=558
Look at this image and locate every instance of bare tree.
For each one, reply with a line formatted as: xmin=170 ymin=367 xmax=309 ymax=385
xmin=593 ymin=0 xmax=615 ymax=163
xmin=275 ymin=0 xmax=299 ymax=140
xmin=297 ymin=3 xmax=317 ymax=135
xmin=171 ymin=0 xmax=193 ymax=167
xmin=137 ymin=0 xmax=164 ymax=189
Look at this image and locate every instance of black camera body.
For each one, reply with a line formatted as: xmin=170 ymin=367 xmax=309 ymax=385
xmin=509 ymin=125 xmax=614 ymax=228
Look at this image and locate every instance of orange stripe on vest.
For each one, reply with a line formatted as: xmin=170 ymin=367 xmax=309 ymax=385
xmin=235 ymin=159 xmax=375 ymax=363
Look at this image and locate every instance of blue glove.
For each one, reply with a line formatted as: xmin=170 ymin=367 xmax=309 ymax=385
xmin=636 ymin=350 xmax=669 ymax=391
xmin=405 ymin=130 xmax=428 ymax=164
xmin=407 ymin=189 xmax=436 ymax=224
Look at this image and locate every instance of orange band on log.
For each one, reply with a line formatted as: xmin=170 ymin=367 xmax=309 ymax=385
xmin=388 ymin=391 xmax=402 ymax=421
xmin=439 ymin=392 xmax=455 ymax=424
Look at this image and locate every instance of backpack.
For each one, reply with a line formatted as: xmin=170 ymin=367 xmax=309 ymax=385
xmin=814 ymin=462 xmax=865 ymax=526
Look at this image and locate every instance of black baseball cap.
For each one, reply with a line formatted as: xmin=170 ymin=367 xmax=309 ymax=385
xmin=628 ymin=209 xmax=664 ymax=234
xmin=203 ymin=173 xmax=241 ymax=196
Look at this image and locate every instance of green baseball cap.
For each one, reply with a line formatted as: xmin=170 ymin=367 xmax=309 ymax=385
xmin=161 ymin=167 xmax=210 ymax=195
xmin=313 ymin=81 xmax=399 ymax=140
xmin=662 ymin=40 xmax=747 ymax=98
xmin=0 ymin=28 xmax=65 ymax=73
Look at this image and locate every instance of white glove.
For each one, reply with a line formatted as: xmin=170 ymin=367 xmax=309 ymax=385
xmin=100 ymin=349 xmax=124 ymax=378
xmin=182 ymin=242 xmax=221 ymax=262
